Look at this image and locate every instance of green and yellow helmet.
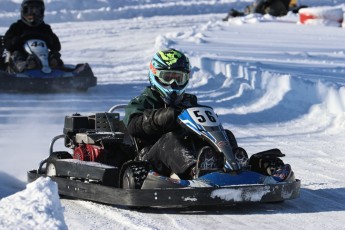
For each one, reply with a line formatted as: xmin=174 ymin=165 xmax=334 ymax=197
xmin=149 ymin=49 xmax=191 ymax=105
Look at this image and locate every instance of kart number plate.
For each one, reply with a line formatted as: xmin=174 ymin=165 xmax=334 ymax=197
xmin=186 ymin=107 xmax=220 ymax=126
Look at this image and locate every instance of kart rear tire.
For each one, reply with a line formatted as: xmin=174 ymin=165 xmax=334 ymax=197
xmin=48 ymin=151 xmax=72 ymax=161
xmin=46 ymin=151 xmax=72 ymax=177
xmin=46 ymin=162 xmax=57 ymax=177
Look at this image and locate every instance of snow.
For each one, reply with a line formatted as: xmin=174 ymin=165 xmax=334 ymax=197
xmin=0 ymin=177 xmax=67 ymax=230
xmin=1 ymin=0 xmax=345 ymax=229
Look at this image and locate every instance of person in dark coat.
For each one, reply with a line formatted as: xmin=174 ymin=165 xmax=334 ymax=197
xmin=4 ymin=0 xmax=63 ymax=72
xmin=222 ymin=0 xmax=304 ymax=21
xmin=253 ymin=0 xmax=290 ymax=16
xmin=123 ymin=49 xmax=239 ymax=179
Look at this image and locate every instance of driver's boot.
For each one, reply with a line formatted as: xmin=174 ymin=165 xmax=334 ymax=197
xmin=195 ymin=146 xmax=224 ymax=178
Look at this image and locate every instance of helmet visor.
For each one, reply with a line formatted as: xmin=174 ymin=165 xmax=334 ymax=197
xmin=157 ymin=70 xmax=189 ymax=86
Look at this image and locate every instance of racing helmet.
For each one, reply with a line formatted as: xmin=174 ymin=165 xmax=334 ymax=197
xmin=149 ymin=49 xmax=191 ymax=105
xmin=21 ymin=0 xmax=45 ymax=27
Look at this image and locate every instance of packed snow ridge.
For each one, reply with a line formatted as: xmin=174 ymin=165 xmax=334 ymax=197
xmin=0 ymin=177 xmax=67 ymax=230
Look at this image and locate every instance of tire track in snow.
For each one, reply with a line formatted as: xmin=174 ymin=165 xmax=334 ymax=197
xmin=62 ymin=199 xmax=167 ymax=230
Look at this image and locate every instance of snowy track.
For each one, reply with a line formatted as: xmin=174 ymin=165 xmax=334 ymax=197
xmin=1 ymin=1 xmax=345 ymax=229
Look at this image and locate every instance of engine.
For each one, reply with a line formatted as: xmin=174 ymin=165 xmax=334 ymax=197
xmin=73 ymin=144 xmax=105 ymax=162
xmin=62 ymin=112 xmax=133 ymax=166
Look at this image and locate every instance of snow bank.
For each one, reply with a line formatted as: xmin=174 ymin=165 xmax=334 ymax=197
xmin=0 ymin=177 xmax=67 ymax=230
xmin=0 ymin=172 xmax=25 ymax=199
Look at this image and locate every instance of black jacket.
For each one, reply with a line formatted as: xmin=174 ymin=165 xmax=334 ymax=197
xmin=254 ymin=0 xmax=290 ymax=16
xmin=4 ymin=20 xmax=61 ymax=53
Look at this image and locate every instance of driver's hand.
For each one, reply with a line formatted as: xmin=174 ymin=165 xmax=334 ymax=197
xmin=153 ymin=107 xmax=179 ymax=129
xmin=49 ymin=58 xmax=58 ymax=68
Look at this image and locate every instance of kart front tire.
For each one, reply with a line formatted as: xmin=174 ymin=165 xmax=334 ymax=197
xmin=122 ymin=167 xmax=138 ymax=189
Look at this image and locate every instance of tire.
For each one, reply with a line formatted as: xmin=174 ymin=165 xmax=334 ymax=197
xmin=225 ymin=129 xmax=238 ymax=148
xmin=46 ymin=151 xmax=72 ymax=176
xmin=233 ymin=147 xmax=248 ymax=167
xmin=122 ymin=167 xmax=137 ymax=189
xmin=48 ymin=151 xmax=72 ymax=161
xmin=121 ymin=163 xmax=149 ymax=189
xmin=46 ymin=162 xmax=57 ymax=177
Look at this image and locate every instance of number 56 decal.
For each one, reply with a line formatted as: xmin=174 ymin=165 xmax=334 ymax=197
xmin=186 ymin=107 xmax=220 ymax=126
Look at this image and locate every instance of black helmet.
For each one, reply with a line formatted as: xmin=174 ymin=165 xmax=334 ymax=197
xmin=149 ymin=49 xmax=191 ymax=105
xmin=21 ymin=0 xmax=45 ymax=27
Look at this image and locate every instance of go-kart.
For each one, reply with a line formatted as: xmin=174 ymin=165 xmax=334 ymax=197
xmin=27 ymin=105 xmax=300 ymax=207
xmin=0 ymin=35 xmax=96 ymax=92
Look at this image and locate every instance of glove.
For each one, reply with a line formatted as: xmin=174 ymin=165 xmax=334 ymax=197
xmin=49 ymin=51 xmax=61 ymax=59
xmin=153 ymin=107 xmax=179 ymax=129
xmin=142 ymin=107 xmax=179 ymax=134
xmin=49 ymin=51 xmax=63 ymax=68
